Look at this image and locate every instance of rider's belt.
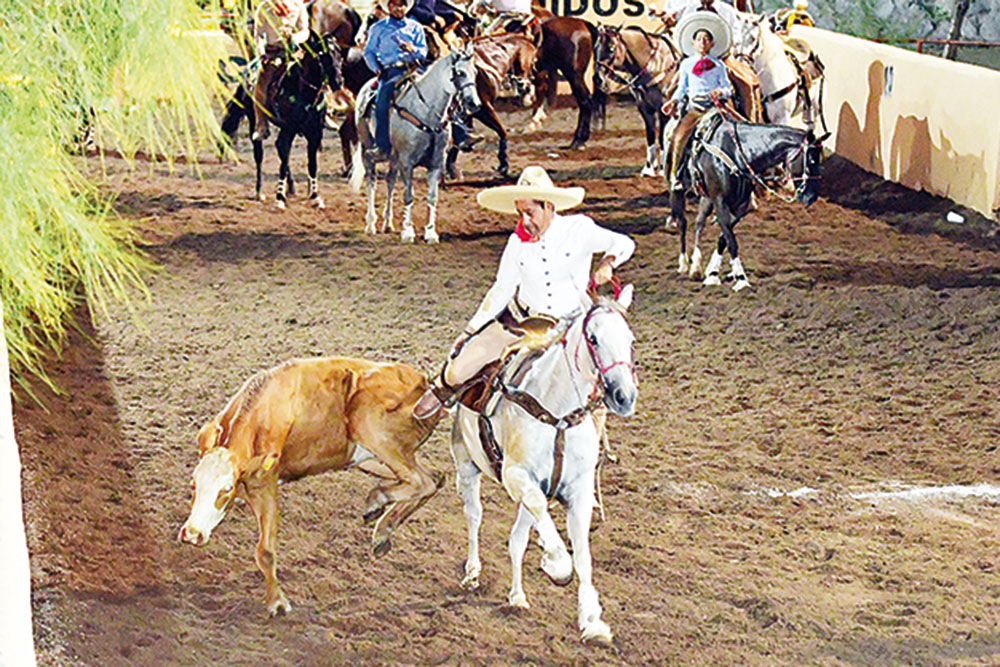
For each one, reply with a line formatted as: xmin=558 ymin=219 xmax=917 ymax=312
xmin=689 ymin=94 xmax=713 ymax=113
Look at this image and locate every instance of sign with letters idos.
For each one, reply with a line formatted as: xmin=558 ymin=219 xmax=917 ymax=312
xmin=536 ymin=0 xmax=661 ymax=30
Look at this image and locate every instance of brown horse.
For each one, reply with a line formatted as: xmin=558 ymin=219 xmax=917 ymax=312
xmin=594 ymin=25 xmax=680 ymax=176
xmin=526 ymin=15 xmax=605 ymax=150
xmin=446 ymin=32 xmax=538 ymax=179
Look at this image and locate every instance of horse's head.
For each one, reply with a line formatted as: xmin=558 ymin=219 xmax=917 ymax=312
xmin=792 ymin=130 xmax=827 ymax=207
xmin=177 ymin=424 xmax=240 ymax=547
xmin=582 ymin=285 xmax=638 ymax=417
xmin=453 ymin=47 xmax=482 ymax=116
xmin=594 ymin=25 xmax=624 ymax=70
xmin=314 ymin=34 xmax=345 ymax=93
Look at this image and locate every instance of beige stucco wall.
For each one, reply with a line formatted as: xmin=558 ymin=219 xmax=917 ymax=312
xmin=790 ymin=24 xmax=1000 ymax=219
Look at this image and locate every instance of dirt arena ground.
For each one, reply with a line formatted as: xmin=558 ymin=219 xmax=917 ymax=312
xmin=14 ymin=98 xmax=1000 ymax=665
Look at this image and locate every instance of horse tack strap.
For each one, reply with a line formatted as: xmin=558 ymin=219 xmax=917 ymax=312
xmin=502 ymin=388 xmax=592 ymax=499
xmin=393 ymin=104 xmax=446 ymax=134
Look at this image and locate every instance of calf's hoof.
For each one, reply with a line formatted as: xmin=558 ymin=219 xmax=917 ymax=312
xmin=424 ymin=230 xmax=439 ymax=244
xmin=267 ymin=593 xmax=291 ymax=617
xmin=703 ymin=273 xmax=721 ymax=286
xmin=733 ymin=278 xmax=751 ymax=292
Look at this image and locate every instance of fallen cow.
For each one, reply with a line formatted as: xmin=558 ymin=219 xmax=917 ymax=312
xmin=178 ymin=356 xmax=443 ymax=615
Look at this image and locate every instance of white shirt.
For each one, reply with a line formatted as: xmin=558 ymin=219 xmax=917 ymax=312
xmin=490 ymin=0 xmax=532 ymax=15
xmin=467 ymin=213 xmax=636 ymax=330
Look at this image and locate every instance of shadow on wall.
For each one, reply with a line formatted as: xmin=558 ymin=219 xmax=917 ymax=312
xmin=835 ymin=60 xmax=994 ymax=221
xmin=836 ymin=61 xmax=884 ymax=175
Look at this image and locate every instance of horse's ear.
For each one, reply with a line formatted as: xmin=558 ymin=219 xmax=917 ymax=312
xmin=617 ymin=284 xmax=634 ymax=311
xmin=816 ymin=131 xmax=831 ymax=143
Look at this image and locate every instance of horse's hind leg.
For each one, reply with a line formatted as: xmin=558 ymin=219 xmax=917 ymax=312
xmin=275 ymin=130 xmax=295 ymax=210
xmin=451 ymin=416 xmax=484 ymax=589
xmin=670 ymin=189 xmax=689 ymax=274
xmin=306 ymin=128 xmax=324 ymax=209
xmin=398 ymin=166 xmax=415 ymax=243
xmin=719 ymin=209 xmax=750 ymax=291
xmin=384 ymin=163 xmax=398 ymax=235
xmin=688 ymin=198 xmax=713 ymax=279
xmin=639 ymin=101 xmax=658 ymax=178
xmin=424 ymin=167 xmax=441 ymax=244
xmin=253 ymin=138 xmax=265 ymax=202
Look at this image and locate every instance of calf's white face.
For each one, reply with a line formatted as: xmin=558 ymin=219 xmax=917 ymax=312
xmin=178 ymin=447 xmax=238 ymax=546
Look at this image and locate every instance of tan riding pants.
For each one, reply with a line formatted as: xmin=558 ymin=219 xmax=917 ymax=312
xmin=437 ymin=303 xmax=555 ymax=396
xmin=668 ymin=109 xmax=706 ymax=189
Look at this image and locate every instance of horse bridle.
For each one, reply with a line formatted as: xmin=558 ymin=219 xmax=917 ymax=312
xmin=397 ymin=53 xmax=478 ymax=133
xmin=577 ymin=301 xmax=636 ymax=388
xmin=715 ymin=104 xmax=819 ymax=204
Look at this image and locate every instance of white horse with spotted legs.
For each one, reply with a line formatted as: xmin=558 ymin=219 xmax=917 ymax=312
xmin=451 ymin=289 xmax=638 ymax=644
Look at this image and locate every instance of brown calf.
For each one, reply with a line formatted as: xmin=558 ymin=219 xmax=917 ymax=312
xmin=178 ymin=356 xmax=442 ymax=615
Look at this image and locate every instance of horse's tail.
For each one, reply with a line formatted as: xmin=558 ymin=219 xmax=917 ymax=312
xmin=348 ymin=141 xmax=365 ymax=193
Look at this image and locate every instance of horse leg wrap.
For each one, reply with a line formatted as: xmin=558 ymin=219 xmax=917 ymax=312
xmin=702 ymin=250 xmax=723 ymax=286
xmin=275 ymin=179 xmax=287 ymax=210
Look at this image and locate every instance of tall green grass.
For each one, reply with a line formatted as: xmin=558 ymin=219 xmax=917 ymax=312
xmin=0 ymin=0 xmax=231 ymax=398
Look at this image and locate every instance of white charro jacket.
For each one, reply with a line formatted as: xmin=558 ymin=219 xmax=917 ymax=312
xmin=467 ymin=213 xmax=635 ymax=331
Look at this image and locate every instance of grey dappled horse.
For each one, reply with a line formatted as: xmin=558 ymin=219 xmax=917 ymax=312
xmin=349 ymin=47 xmax=480 ymax=243
xmin=451 ymin=289 xmax=638 ymax=644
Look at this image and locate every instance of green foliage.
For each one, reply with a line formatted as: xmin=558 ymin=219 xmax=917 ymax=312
xmin=0 ymin=0 xmax=232 ymax=396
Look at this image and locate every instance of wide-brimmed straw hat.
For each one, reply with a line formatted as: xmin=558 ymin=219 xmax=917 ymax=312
xmin=477 ymin=166 xmax=585 ymax=214
xmin=676 ymin=10 xmax=732 ymax=58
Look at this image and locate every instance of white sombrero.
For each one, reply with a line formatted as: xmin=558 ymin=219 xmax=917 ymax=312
xmin=675 ymin=10 xmax=732 ymax=58
xmin=477 ymin=166 xmax=585 ymax=214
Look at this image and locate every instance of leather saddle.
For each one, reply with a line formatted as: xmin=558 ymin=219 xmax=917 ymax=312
xmin=454 ymin=309 xmax=560 ymax=415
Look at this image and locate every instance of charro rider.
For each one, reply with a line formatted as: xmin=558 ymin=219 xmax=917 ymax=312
xmin=363 ymin=0 xmax=429 ymax=160
xmin=662 ymin=10 xmax=734 ymax=196
xmin=252 ymin=0 xmax=311 ymax=142
xmin=413 ymin=165 xmax=636 ymax=420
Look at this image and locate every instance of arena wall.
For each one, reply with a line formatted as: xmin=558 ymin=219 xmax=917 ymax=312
xmin=791 ymin=24 xmax=1000 ymax=219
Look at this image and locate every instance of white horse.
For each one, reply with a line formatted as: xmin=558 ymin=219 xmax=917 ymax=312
xmin=451 ymin=288 xmax=638 ymax=644
xmin=349 ymin=47 xmax=481 ymax=243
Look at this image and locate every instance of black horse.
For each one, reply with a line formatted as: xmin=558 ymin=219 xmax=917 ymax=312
xmin=670 ymin=112 xmax=826 ymax=291
xmin=220 ymin=31 xmax=346 ymax=209
xmin=261 ymin=34 xmax=345 ymax=209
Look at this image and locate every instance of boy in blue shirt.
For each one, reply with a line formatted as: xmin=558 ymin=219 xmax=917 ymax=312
xmin=662 ymin=10 xmax=734 ymax=191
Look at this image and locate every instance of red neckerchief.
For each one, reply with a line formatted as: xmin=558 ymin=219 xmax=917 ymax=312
xmin=514 ymin=220 xmax=538 ymax=242
xmin=692 ymin=57 xmax=715 ymax=75
xmin=273 ymin=1 xmax=291 ymax=17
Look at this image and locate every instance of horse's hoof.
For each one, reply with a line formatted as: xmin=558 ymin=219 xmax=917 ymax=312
xmin=275 ymin=200 xmax=286 ymax=211
xmin=640 ymin=166 xmax=656 ymax=177
xmin=257 ymin=193 xmax=267 ymax=202
xmin=424 ymin=231 xmax=439 ymax=244
xmin=372 ymin=534 xmax=392 ymax=557
xmin=460 ymin=569 xmax=481 ymax=590
xmin=703 ymin=274 xmax=721 ymax=286
xmin=541 ymin=551 xmax=573 ymax=586
xmin=581 ymin=620 xmax=613 ymax=645
xmin=311 ymin=197 xmax=325 ymax=210
xmin=508 ymin=591 xmax=529 ymax=609
xmin=733 ymin=278 xmax=751 ymax=292
xmin=362 ymin=506 xmax=382 ymax=525
xmin=400 ymin=229 xmax=415 ymax=243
